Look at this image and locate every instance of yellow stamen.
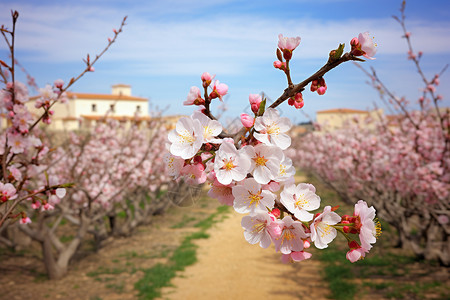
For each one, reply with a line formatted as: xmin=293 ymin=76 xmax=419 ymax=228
xmin=279 ymin=164 xmax=286 ymax=176
xmin=294 ymin=193 xmax=307 ymax=209
xmin=180 ymin=130 xmax=195 ymax=144
xmin=279 ymin=226 xmax=295 ymax=244
xmin=251 ymin=221 xmax=266 ymax=234
xmin=266 ymin=122 xmax=280 ymax=135
xmin=253 ymin=154 xmax=268 ymax=167
xmin=247 ymin=190 xmax=262 ymax=206
xmin=375 ymin=218 xmax=382 ymax=238
xmin=222 ymin=160 xmax=235 ymax=171
xmin=319 ymin=223 xmax=333 ymax=238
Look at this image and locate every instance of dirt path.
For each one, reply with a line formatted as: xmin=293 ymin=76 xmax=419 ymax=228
xmin=161 ymin=210 xmax=329 ymax=300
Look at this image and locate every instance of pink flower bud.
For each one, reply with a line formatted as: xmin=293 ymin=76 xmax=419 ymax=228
xmin=278 ymin=34 xmax=301 ymax=60
xmin=201 ymin=72 xmax=214 ymax=88
xmin=288 ymin=97 xmax=295 ymax=106
xmin=31 ymin=201 xmax=41 ymax=209
xmin=20 ymin=217 xmax=31 ymax=224
xmin=240 ymin=113 xmax=254 ymax=128
xmin=350 ymin=37 xmax=359 ymax=47
xmin=303 ymin=239 xmax=311 ymax=249
xmin=317 ymin=86 xmax=327 ymax=95
xmin=271 ymin=208 xmax=281 ymax=218
xmin=249 ymin=94 xmax=262 ymax=113
xmin=437 ymin=215 xmax=449 ymax=225
xmin=54 ymin=79 xmax=64 ymax=89
xmin=294 ymin=100 xmax=304 ymax=109
xmin=89 ymin=66 xmax=95 ymax=72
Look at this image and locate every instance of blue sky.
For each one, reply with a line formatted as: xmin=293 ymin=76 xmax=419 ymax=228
xmin=1 ymin=0 xmax=449 ymax=124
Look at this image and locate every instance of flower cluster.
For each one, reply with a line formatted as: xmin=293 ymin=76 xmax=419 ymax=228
xmin=167 ymin=32 xmax=380 ymax=263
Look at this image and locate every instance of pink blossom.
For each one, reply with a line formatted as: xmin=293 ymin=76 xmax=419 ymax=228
xmin=240 ymin=113 xmax=254 ymax=128
xmin=437 ymin=215 xmax=449 ymax=225
xmin=181 ymin=163 xmax=207 ymax=185
xmin=241 ymin=211 xmax=277 ymax=248
xmin=209 ymin=80 xmax=228 ymax=101
xmin=353 ymin=200 xmax=379 ymax=251
xmin=20 ymin=217 xmax=32 ymax=225
xmin=358 ymin=32 xmax=377 ymax=60
xmin=278 ymin=34 xmax=301 ymax=60
xmin=192 ymin=111 xmax=222 ymax=144
xmin=214 ymin=142 xmax=251 ymax=185
xmin=207 ymin=179 xmax=235 ymax=206
xmin=164 ymin=153 xmax=185 ymax=178
xmin=346 ymin=241 xmax=367 ymax=263
xmin=249 ymin=94 xmax=262 ymax=113
xmin=184 ymin=86 xmax=204 ymax=106
xmin=273 ymin=61 xmax=286 ymax=70
xmin=54 ymin=79 xmax=64 ymax=89
xmin=8 ymin=166 xmax=22 ymax=181
xmin=7 ymin=132 xmax=28 ymax=154
xmin=201 ymin=72 xmax=214 ymax=88
xmin=281 ymin=251 xmax=312 ymax=263
xmin=243 ymin=144 xmax=283 ymax=184
xmin=0 ymin=182 xmax=17 ymax=202
xmin=31 ymin=201 xmax=41 ymax=210
xmin=232 ymin=178 xmax=275 ymax=215
xmin=254 ymin=108 xmax=292 ymax=150
xmin=310 ymin=206 xmax=341 ymax=249
xmin=42 ymin=202 xmax=55 ymax=211
xmin=274 ymin=215 xmax=308 ymax=254
xmin=280 ymin=183 xmax=321 ymax=221
xmin=168 ymin=116 xmax=204 ymax=159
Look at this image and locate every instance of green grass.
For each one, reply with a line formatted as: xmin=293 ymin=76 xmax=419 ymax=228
xmin=106 ymin=282 xmax=125 ymax=293
xmin=134 ymin=231 xmax=209 ymax=299
xmin=86 ymin=266 xmax=127 ymax=277
xmin=171 ymin=215 xmax=197 ymax=229
xmin=134 ymin=203 xmax=230 ymax=299
xmin=194 ymin=205 xmax=230 ymax=229
xmin=304 ymin=170 xmax=450 ymax=300
xmin=316 ymin=243 xmax=357 ymax=300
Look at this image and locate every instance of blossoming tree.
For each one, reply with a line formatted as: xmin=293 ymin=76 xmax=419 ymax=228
xmin=0 ymin=12 xmax=179 ymax=279
xmin=166 ymin=30 xmax=382 ymax=263
xmin=295 ymin=2 xmax=449 ymax=265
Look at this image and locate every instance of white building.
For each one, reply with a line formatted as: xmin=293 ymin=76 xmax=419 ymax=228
xmin=27 ymin=84 xmax=150 ymax=130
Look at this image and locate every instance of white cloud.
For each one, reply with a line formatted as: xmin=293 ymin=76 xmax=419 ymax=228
xmin=1 ymin=1 xmax=449 ymax=78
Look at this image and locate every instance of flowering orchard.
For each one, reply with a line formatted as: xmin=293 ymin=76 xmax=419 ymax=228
xmin=295 ymin=3 xmax=449 ymax=265
xmin=0 ymin=12 xmax=179 ymax=280
xmin=166 ymin=32 xmax=381 ymax=263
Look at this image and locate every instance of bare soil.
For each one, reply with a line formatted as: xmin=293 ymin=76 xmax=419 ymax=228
xmin=161 ymin=210 xmax=329 ymax=300
xmin=0 ymin=182 xmax=329 ymax=300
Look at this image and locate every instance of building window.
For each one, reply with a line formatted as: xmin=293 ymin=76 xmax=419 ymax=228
xmin=136 ymin=105 xmax=141 ymax=112
xmin=110 ymin=104 xmax=115 ymax=113
xmin=91 ymin=104 xmax=97 ymax=112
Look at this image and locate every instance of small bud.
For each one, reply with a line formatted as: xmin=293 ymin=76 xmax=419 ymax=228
xmin=271 ymin=208 xmax=281 ymax=218
xmin=276 ymin=48 xmax=283 ymax=62
xmin=240 ymin=113 xmax=255 ymax=128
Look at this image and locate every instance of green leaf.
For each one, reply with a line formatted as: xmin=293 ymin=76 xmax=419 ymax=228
xmin=257 ymin=98 xmax=266 ymax=116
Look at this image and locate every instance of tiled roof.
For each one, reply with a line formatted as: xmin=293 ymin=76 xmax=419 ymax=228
xmin=317 ymin=108 xmax=369 ymax=114
xmin=80 ymin=115 xmax=152 ymax=121
xmin=66 ymin=92 xmax=147 ymax=102
xmin=29 ymin=92 xmax=147 ymax=102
